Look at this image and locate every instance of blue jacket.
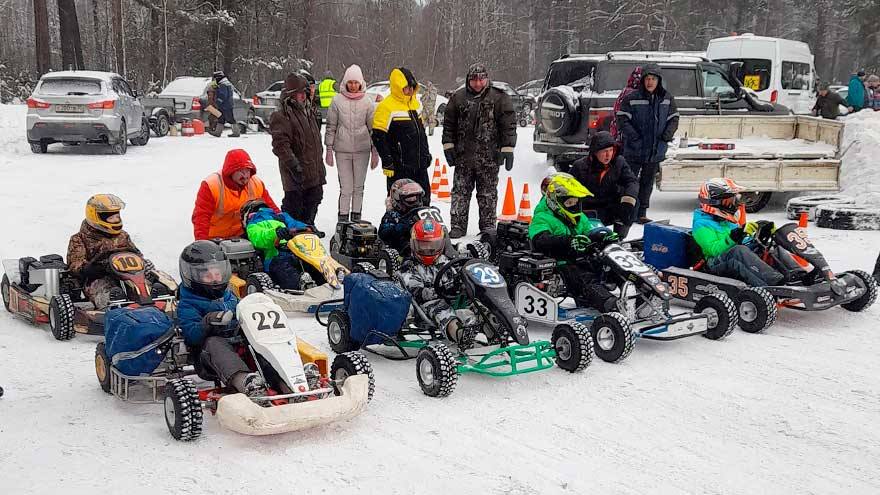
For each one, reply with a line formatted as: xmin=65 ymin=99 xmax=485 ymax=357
xmin=245 ymin=207 xmax=309 ymax=269
xmin=215 ymin=78 xmax=235 ymax=113
xmin=847 ymin=75 xmax=866 ymax=111
xmin=379 ymin=209 xmax=416 ymax=253
xmin=617 ymin=64 xmax=679 ymax=164
xmin=177 ymin=285 xmax=239 ymax=348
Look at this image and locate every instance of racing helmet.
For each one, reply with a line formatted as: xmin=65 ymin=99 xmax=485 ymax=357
xmin=544 ymin=173 xmax=592 ymax=225
xmin=410 ymin=218 xmax=446 ymax=266
xmin=179 ymin=241 xmax=232 ymax=300
xmin=699 ymin=177 xmax=744 ymax=223
xmin=240 ymin=199 xmax=269 ymax=229
xmin=390 ymin=179 xmax=425 ymax=212
xmin=85 ymin=194 xmax=126 ymax=235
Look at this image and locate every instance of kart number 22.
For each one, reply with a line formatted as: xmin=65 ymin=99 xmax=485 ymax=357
xmin=252 ymin=311 xmax=285 ymax=331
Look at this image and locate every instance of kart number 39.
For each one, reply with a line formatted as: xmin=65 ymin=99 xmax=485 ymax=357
xmin=251 ymin=310 xmax=285 ymax=331
xmin=608 ymin=251 xmax=650 ymax=272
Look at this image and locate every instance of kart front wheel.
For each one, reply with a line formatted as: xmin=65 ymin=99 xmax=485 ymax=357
xmin=164 ymin=378 xmax=203 ymax=442
xmin=590 ymin=312 xmax=634 ymax=363
xmin=330 ymin=351 xmax=375 ymax=402
xmin=696 ymin=293 xmax=738 ymax=340
xmin=840 ymin=270 xmax=878 ymax=312
xmin=48 ymin=294 xmax=75 ymax=341
xmin=327 ymin=310 xmax=357 ymax=353
xmin=734 ymin=287 xmax=776 ymax=333
xmin=415 ymin=343 xmax=458 ymax=398
xmin=551 ymin=322 xmax=593 ymax=372
xmin=1 ymin=274 xmax=11 ymax=312
xmin=95 ymin=342 xmax=112 ymax=394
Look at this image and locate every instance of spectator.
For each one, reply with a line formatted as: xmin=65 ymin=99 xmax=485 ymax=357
xmin=609 ymin=66 xmax=642 ymax=142
xmin=209 ymin=71 xmax=239 ymax=138
xmin=867 ymin=75 xmax=880 ymax=111
xmin=812 ymin=82 xmax=851 ymax=120
xmin=847 ymin=70 xmax=868 ymax=112
xmin=421 ymin=81 xmax=438 ymax=136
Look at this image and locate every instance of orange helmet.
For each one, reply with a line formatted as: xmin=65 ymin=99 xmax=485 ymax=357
xmin=699 ymin=178 xmax=744 ymax=224
xmin=410 ymin=218 xmax=445 ymax=265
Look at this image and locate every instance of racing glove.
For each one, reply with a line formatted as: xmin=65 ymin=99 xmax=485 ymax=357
xmin=570 ymin=235 xmax=592 ymax=253
xmin=745 ymin=220 xmax=775 ymax=238
xmin=201 ymin=310 xmax=235 ymax=337
xmin=275 ymin=226 xmax=292 ymax=243
xmin=420 ymin=287 xmax=438 ymax=301
xmin=729 ymin=227 xmax=746 ymax=244
xmin=444 ymin=147 xmax=456 ymax=168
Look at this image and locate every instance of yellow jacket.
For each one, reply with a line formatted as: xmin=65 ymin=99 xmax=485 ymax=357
xmin=371 ymin=68 xmax=431 ymax=173
xmin=372 ymin=68 xmax=423 ymax=132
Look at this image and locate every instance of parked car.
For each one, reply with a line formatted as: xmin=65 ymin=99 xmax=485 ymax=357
xmin=516 ymin=79 xmax=544 ymax=99
xmin=158 ymin=76 xmax=255 ymax=133
xmin=534 ymin=51 xmax=791 ymax=170
xmin=26 ymin=70 xmax=150 ymax=155
xmin=365 ymin=81 xmax=449 ymax=116
xmin=252 ymin=80 xmax=283 ymax=129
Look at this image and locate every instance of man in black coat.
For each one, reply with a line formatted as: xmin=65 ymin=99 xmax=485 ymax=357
xmin=812 ymin=83 xmax=852 ymax=120
xmin=616 ymin=63 xmax=679 ymax=224
xmin=571 ymin=131 xmax=639 ymax=238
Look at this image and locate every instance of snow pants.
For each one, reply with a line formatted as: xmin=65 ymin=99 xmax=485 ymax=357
xmin=335 ymin=151 xmax=370 ymax=217
xmin=282 ymin=186 xmax=323 ymax=226
xmin=423 ymin=299 xmax=477 ymax=336
xmin=558 ymin=264 xmax=618 ymax=312
xmin=450 ymin=162 xmax=500 ymax=234
xmin=267 ymin=255 xmax=304 ymax=290
xmin=86 ymin=277 xmax=119 ymax=309
xmin=707 ymin=244 xmax=784 ymax=287
xmin=200 ymin=336 xmax=251 ymax=391
xmin=628 ymin=161 xmax=659 ymax=219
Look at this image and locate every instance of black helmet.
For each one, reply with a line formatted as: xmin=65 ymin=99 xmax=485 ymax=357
xmin=240 ymin=199 xmax=269 ymax=229
xmin=389 ymin=178 xmax=425 ymax=212
xmin=179 ymin=241 xmax=232 ymax=300
xmin=213 ymin=71 xmax=225 ymax=82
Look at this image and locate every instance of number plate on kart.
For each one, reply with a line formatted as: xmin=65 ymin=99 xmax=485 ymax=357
xmin=465 ymin=263 xmax=506 ymax=288
xmin=55 ymin=104 xmax=84 ymax=113
xmin=515 ymin=283 xmax=557 ymax=324
xmin=604 ymin=247 xmax=652 ymax=273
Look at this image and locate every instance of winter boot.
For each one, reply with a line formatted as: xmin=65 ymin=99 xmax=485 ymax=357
xmin=338 ymin=213 xmax=349 ymax=223
xmin=300 ymin=272 xmax=316 ymax=290
xmin=209 ymin=122 xmax=224 ymax=137
xmin=350 ymin=212 xmax=361 ymax=221
xmin=108 ymin=286 xmax=127 ymax=303
xmin=445 ymin=318 xmax=477 ymax=350
xmin=242 ymin=373 xmax=269 ymax=406
xmin=229 ymin=123 xmax=240 ymax=137
xmin=448 ymin=226 xmax=466 ymax=239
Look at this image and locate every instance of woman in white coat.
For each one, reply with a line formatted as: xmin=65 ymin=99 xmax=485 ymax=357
xmin=324 ymin=64 xmax=379 ymax=222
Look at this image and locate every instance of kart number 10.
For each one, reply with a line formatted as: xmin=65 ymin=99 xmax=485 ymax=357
xmin=251 ymin=311 xmax=285 ymax=331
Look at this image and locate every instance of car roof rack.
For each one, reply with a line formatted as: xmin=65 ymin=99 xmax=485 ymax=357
xmin=606 ymin=51 xmax=710 ymax=63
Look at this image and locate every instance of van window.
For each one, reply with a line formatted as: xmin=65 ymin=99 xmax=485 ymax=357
xmin=702 ymin=68 xmax=737 ymax=100
xmin=715 ymin=58 xmax=771 ymax=91
xmin=781 ymin=61 xmax=811 ymax=90
xmin=546 ymin=61 xmax=597 ymax=89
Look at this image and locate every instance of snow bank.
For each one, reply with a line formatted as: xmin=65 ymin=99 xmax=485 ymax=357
xmin=839 ymin=111 xmax=880 ymax=205
xmin=0 ymin=103 xmax=29 ymax=163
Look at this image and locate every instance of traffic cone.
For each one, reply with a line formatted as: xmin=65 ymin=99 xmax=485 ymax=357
xmin=798 ymin=211 xmax=808 ymax=228
xmin=516 ymin=183 xmax=532 ymax=223
xmin=430 ymin=158 xmax=441 ymax=196
xmin=436 ymin=164 xmax=451 ymax=202
xmin=499 ymin=177 xmax=517 ymax=220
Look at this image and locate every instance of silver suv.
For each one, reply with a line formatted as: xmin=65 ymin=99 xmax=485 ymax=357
xmin=26 ymin=71 xmax=150 ymax=155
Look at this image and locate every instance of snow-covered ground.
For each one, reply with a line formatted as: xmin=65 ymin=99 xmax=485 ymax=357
xmin=2 ymin=103 xmax=880 ymax=494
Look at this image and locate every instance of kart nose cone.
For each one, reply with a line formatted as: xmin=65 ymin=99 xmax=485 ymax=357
xmin=831 ymin=279 xmax=846 ymax=296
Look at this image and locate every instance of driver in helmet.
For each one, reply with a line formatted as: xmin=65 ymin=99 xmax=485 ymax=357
xmin=528 ymin=173 xmax=619 ymax=312
xmin=176 ymin=241 xmax=267 ymax=399
xmin=693 ymin=178 xmax=783 ymax=286
xmin=67 ymin=194 xmax=145 ymax=308
xmin=398 ymin=218 xmax=479 ymax=348
xmin=241 ymin=199 xmax=311 ymax=289
xmin=378 ymin=178 xmax=428 ymax=254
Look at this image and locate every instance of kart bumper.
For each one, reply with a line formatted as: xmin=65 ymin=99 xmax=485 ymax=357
xmin=636 ymin=313 xmax=708 ymax=340
xmin=768 ymin=273 xmax=867 ymax=310
xmin=28 ymin=121 xmax=124 ymax=144
xmin=215 ymin=374 xmax=370 ymax=435
xmin=263 ymin=284 xmax=345 ymax=313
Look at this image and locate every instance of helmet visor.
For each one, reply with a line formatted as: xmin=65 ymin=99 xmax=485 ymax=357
xmin=562 ymin=196 xmax=581 ymax=209
xmin=414 ymin=237 xmax=445 ymax=257
xmin=182 ymin=259 xmax=231 ymax=288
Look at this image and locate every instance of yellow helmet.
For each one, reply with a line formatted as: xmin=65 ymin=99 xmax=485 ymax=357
xmin=544 ymin=173 xmax=592 ymax=224
xmin=85 ymin=194 xmax=126 ymax=234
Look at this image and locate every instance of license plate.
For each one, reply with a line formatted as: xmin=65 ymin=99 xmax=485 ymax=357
xmin=175 ymin=102 xmax=186 ymax=109
xmin=55 ymin=104 xmax=84 ymax=113
xmin=663 ymin=317 xmax=707 ymax=337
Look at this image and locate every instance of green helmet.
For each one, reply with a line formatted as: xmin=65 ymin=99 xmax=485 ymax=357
xmin=544 ymin=173 xmax=592 ymax=224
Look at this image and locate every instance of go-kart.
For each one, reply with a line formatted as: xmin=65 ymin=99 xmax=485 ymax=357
xmin=497 ymin=227 xmax=738 ymax=363
xmin=1 ymin=250 xmax=176 ymax=340
xmin=330 ymin=206 xmax=490 ymax=275
xmin=316 ymin=256 xmax=592 ymax=398
xmin=216 ymin=229 xmax=348 ymax=313
xmin=644 ymin=221 xmax=878 ymax=333
xmin=94 ymin=292 xmax=374 ymax=440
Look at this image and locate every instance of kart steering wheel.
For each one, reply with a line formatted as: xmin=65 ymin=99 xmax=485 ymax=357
xmin=432 ymin=256 xmax=471 ymax=301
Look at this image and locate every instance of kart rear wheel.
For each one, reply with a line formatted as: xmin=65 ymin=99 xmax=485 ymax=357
xmin=734 ymin=287 xmax=776 ymax=333
xmin=329 ymin=237 xmax=340 ymax=255
xmin=351 ymin=262 xmax=375 ymax=274
xmin=1 ymin=274 xmax=10 ymax=312
xmin=48 ymin=294 xmax=75 ymax=341
xmin=551 ymin=322 xmax=593 ymax=372
xmin=696 ymin=293 xmax=738 ymax=340
xmin=377 ymin=248 xmax=401 ymax=276
xmin=164 ymin=378 xmax=203 ymax=442
xmin=840 ymin=270 xmax=878 ymax=312
xmin=330 ymin=351 xmax=375 ymax=402
xmin=245 ymin=272 xmax=277 ymax=295
xmin=415 ymin=342 xmax=458 ymax=398
xmin=95 ymin=342 xmax=112 ymax=394
xmin=465 ymin=240 xmax=491 ymax=260
xmin=327 ymin=310 xmax=357 ymax=353
xmin=590 ymin=312 xmax=634 ymax=363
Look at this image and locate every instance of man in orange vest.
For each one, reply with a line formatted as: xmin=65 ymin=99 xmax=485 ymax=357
xmin=192 ymin=148 xmax=280 ymax=240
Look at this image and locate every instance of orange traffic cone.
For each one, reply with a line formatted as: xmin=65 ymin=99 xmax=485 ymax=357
xmin=798 ymin=211 xmax=808 ymax=228
xmin=499 ymin=177 xmax=517 ymax=220
xmin=436 ymin=164 xmax=451 ymax=202
xmin=516 ymin=183 xmax=532 ymax=222
xmin=430 ymin=158 xmax=441 ymax=196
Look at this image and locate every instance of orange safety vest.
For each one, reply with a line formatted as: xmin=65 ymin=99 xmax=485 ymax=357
xmin=204 ymin=172 xmax=265 ymax=239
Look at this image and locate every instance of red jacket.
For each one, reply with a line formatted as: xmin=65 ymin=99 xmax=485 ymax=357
xmin=192 ymin=149 xmax=279 ymax=240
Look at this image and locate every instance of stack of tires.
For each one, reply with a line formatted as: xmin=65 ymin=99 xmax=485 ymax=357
xmin=786 ymin=195 xmax=880 ymax=230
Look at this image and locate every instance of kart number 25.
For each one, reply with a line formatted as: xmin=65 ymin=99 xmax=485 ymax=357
xmin=251 ymin=311 xmax=285 ymax=331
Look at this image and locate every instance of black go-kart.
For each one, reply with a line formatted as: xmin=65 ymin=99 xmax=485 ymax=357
xmin=317 ymin=256 xmax=592 ymax=398
xmin=644 ymin=221 xmax=878 ymax=333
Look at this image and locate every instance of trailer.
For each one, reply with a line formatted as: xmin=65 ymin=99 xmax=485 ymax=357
xmin=140 ymin=95 xmax=177 ymax=137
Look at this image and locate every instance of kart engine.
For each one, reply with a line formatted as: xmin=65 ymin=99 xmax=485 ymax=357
xmin=496 ymin=251 xmax=565 ymax=297
xmin=335 ymin=221 xmax=380 ymax=258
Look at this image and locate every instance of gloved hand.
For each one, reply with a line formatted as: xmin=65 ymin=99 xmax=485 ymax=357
xmin=284 ymin=156 xmax=303 ymax=174
xmin=570 ymin=235 xmax=592 ymax=253
xmin=382 ymin=162 xmax=394 ymax=178
xmin=500 ymin=151 xmax=514 ymax=171
xmin=744 ymin=220 xmax=775 ymax=238
xmin=201 ymin=310 xmax=235 ymax=337
xmin=421 ymin=287 xmax=438 ymax=301
xmin=370 ymin=148 xmax=380 ymax=169
xmin=444 ymin=148 xmax=456 ymax=168
xmin=275 ymin=226 xmax=292 ymax=242
xmin=325 ymin=149 xmax=334 ymax=167
xmin=729 ymin=227 xmax=746 ymax=244
xmin=618 ymin=200 xmax=635 ymax=225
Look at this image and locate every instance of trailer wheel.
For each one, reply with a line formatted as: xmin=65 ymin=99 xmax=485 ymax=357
xmin=551 ymin=322 xmax=593 ymax=372
xmin=734 ymin=287 xmax=776 ymax=333
xmin=695 ymin=293 xmax=738 ymax=340
xmin=840 ymin=270 xmax=878 ymax=312
xmin=95 ymin=342 xmax=112 ymax=394
xmin=589 ymin=312 xmax=635 ymax=363
xmin=49 ymin=294 xmax=76 ymax=341
xmin=154 ymin=113 xmax=170 ymax=137
xmin=164 ymin=378 xmax=203 ymax=442
xmin=415 ymin=343 xmax=459 ymax=398
xmin=741 ymin=191 xmax=772 ymax=213
xmin=330 ymin=351 xmax=375 ymax=402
